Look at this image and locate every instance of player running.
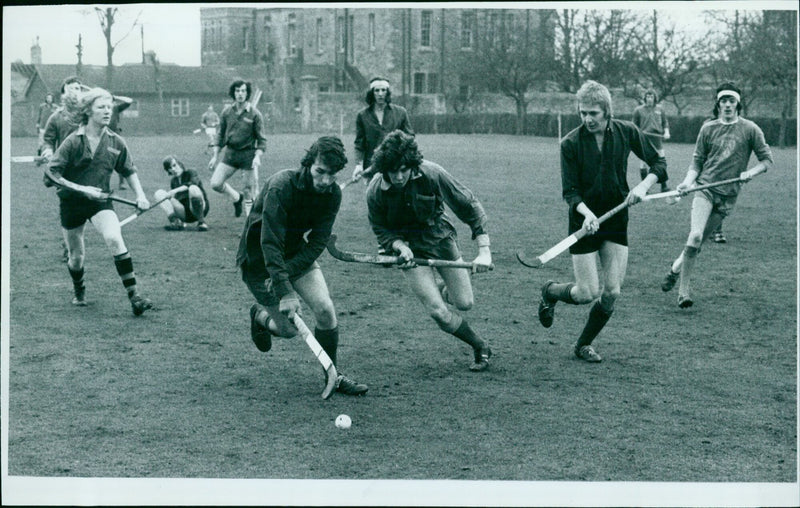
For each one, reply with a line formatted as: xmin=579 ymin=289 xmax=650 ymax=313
xmin=208 ymin=80 xmax=266 ymax=218
xmin=366 ymin=130 xmax=493 ymax=372
xmin=632 ymin=88 xmax=676 ymax=202
xmin=660 ymin=82 xmax=773 ymax=308
xmin=237 ymin=136 xmax=368 ymax=397
xmin=45 ymin=87 xmax=153 ymax=315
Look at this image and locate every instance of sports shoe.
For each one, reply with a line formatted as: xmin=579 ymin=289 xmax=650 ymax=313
xmin=130 ymin=295 xmax=153 ymax=316
xmin=72 ymin=286 xmax=88 ymax=307
xmin=678 ymin=294 xmax=694 ymax=309
xmin=538 ymin=280 xmax=557 ymax=328
xmin=661 ymin=269 xmax=679 ymax=292
xmin=336 ymin=375 xmax=368 ymax=396
xmin=164 ymin=217 xmax=184 ymax=231
xmin=712 ymin=231 xmax=727 ymax=243
xmin=574 ymin=345 xmax=602 ymax=363
xmin=469 ymin=345 xmax=492 ymax=372
xmin=249 ymin=304 xmax=272 ymax=352
xmin=197 ymin=221 xmax=209 ymax=232
xmin=233 ymin=194 xmax=244 ymax=217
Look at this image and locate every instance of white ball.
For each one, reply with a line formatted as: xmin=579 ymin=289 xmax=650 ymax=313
xmin=335 ymin=414 xmax=351 ymax=429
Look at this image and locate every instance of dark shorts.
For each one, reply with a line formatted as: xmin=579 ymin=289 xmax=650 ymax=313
xmin=569 ymin=208 xmax=629 ymax=255
xmin=409 ymin=235 xmax=462 ymax=261
xmin=179 ymin=198 xmax=210 ymax=223
xmin=697 ymin=189 xmax=738 ymax=218
xmin=222 ymin=148 xmax=256 ymax=170
xmin=241 ymin=259 xmax=320 ymax=307
xmin=60 ymin=197 xmax=114 ymax=229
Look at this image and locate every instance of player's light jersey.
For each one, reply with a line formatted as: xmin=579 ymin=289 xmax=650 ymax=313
xmin=632 ymin=104 xmax=668 ymax=135
xmin=693 ymin=117 xmax=773 ymax=196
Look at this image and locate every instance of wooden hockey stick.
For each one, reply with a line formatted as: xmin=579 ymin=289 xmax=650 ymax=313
xmin=291 ymin=315 xmax=338 ymax=400
xmin=119 ymin=185 xmax=189 ymax=227
xmin=327 ymin=234 xmax=493 ymax=269
xmin=44 ymin=167 xmax=138 ymax=207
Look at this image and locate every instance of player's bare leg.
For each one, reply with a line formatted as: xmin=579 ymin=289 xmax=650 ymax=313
xmin=210 ymin=161 xmax=243 ymax=217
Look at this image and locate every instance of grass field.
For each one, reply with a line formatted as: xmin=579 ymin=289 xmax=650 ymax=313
xmin=4 ymin=132 xmax=798 ymax=504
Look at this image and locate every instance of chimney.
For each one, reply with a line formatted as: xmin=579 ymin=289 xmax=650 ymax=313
xmin=31 ymin=36 xmax=42 ymax=64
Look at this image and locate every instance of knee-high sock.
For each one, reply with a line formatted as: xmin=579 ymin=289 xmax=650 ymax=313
xmin=315 ymin=327 xmax=339 ymax=366
xmin=546 ymin=282 xmax=578 ymax=304
xmin=678 ymin=245 xmax=700 ymax=297
xmin=68 ymin=266 xmax=85 ymax=291
xmin=113 ymin=251 xmax=138 ymax=299
xmin=189 ymin=196 xmax=205 ymax=221
xmin=576 ymin=301 xmax=613 ymax=348
xmin=452 ymin=318 xmax=485 ymax=350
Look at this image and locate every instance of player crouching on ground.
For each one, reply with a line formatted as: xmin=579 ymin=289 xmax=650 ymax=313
xmin=660 ymin=82 xmax=772 ymax=308
xmin=45 ymin=87 xmax=153 ymax=316
xmin=157 ymin=156 xmax=210 ymax=231
xmin=237 ymin=136 xmax=368 ymax=396
xmin=366 ymin=130 xmax=493 ymax=372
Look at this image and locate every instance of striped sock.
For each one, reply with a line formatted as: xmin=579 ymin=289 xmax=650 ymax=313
xmin=113 ymin=251 xmax=138 ymax=299
xmin=68 ymin=266 xmax=85 ymax=291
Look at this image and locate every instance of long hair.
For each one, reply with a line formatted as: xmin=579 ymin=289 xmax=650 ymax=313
xmin=300 ymin=136 xmax=348 ymax=173
xmin=60 ymin=75 xmax=81 ymax=94
xmin=372 ymin=130 xmax=423 ymax=178
xmin=228 ymin=80 xmax=252 ymax=101
xmin=162 ymin=156 xmax=186 ymax=174
xmin=365 ymin=77 xmax=392 ymax=106
xmin=643 ymin=88 xmax=658 ymax=104
xmin=712 ymin=82 xmax=743 ymax=118
xmin=576 ymin=80 xmax=613 ymax=117
xmin=78 ymin=87 xmax=113 ymax=125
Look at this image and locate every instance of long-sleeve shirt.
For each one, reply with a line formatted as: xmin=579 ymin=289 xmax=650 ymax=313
xmin=692 ymin=117 xmax=773 ymax=196
xmin=236 ymin=167 xmax=340 ymax=300
xmin=43 ymin=108 xmax=80 ymax=152
xmin=354 ymin=103 xmax=413 ymax=168
xmin=561 ymin=118 xmax=667 ymax=217
xmin=48 ymin=126 xmax=136 ymax=199
xmin=216 ymin=104 xmax=267 ymax=152
xmin=367 ymin=160 xmax=487 ymax=252
xmin=632 ymin=104 xmax=669 ymax=136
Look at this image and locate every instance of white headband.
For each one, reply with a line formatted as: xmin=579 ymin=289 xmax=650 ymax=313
xmin=370 ymin=80 xmax=390 ymax=90
xmin=717 ymin=90 xmax=741 ymax=102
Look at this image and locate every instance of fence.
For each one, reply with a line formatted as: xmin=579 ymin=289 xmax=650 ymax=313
xmin=410 ymin=112 xmax=797 ymax=147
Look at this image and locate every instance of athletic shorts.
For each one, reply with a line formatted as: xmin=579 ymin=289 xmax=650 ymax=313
xmin=696 ymin=189 xmax=738 ymax=218
xmin=408 ymin=235 xmax=462 ymax=262
xmin=222 ymin=148 xmax=256 ymax=170
xmin=569 ymin=208 xmax=629 ymax=255
xmin=178 ymin=197 xmax=210 ymax=223
xmin=241 ymin=259 xmax=320 ymax=307
xmin=60 ymin=196 xmax=114 ymax=229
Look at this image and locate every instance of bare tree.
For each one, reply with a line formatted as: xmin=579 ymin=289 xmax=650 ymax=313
xmin=93 ymin=7 xmax=142 ymax=89
xmin=633 ymin=10 xmax=706 ymax=115
xmin=551 ymin=9 xmax=590 ymax=93
xmin=580 ymin=10 xmax=640 ymax=89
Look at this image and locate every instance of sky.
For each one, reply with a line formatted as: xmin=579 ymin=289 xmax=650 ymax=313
xmin=2 ymin=2 xmax=794 ymax=67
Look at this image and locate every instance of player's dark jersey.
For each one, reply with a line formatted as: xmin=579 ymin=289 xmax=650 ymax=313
xmin=171 ymin=169 xmax=209 ymax=213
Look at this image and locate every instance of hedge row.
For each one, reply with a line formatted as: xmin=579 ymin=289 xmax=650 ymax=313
xmin=410 ymin=112 xmax=796 ymax=146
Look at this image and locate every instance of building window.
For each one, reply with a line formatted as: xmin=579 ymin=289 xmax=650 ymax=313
xmin=316 ymin=18 xmax=322 ymax=53
xmin=413 ymin=73 xmax=425 ymax=94
xmin=427 ymin=73 xmax=438 ymax=94
xmin=461 ymin=11 xmax=474 ymax=49
xmin=288 ymin=13 xmax=297 ymax=56
xmin=368 ymin=13 xmax=376 ymax=49
xmin=420 ymin=11 xmax=432 ymax=47
xmin=171 ymin=98 xmax=190 ymax=117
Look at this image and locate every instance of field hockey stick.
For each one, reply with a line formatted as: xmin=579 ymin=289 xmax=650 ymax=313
xmin=119 ymin=185 xmax=189 ymax=227
xmin=339 ymin=176 xmax=361 ymax=190
xmin=11 ymin=155 xmax=46 ymax=164
xmin=291 ymin=314 xmax=338 ymax=400
xmin=516 ymin=200 xmax=630 ymax=268
xmin=44 ymin=167 xmax=139 ymax=207
xmin=193 ymin=128 xmax=202 ymax=134
xmin=327 ymin=234 xmax=493 ymax=270
xmin=642 ymin=175 xmax=753 ymax=202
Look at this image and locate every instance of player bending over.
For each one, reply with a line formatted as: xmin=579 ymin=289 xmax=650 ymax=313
xmin=237 ymin=136 xmax=368 ymax=397
xmin=156 ymin=156 xmax=210 ymax=231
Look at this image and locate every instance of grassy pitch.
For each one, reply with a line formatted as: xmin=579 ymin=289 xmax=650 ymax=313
xmin=5 ymin=133 xmax=797 ymax=503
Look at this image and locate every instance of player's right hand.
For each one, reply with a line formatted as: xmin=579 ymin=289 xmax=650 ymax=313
xmin=279 ymin=294 xmax=301 ymax=319
xmin=392 ymin=241 xmax=416 ymax=269
xmin=676 ymin=181 xmax=693 ymax=196
xmin=352 ymin=163 xmax=364 ymax=181
xmin=207 ymin=157 xmax=217 ymax=172
xmin=83 ymin=186 xmax=107 ymax=201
